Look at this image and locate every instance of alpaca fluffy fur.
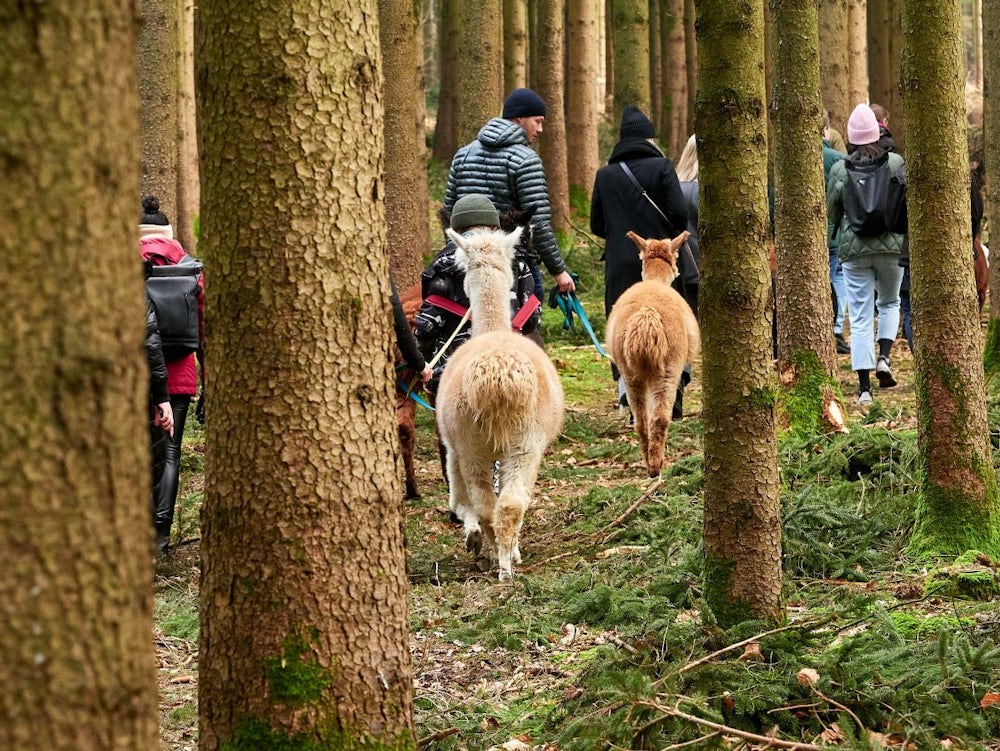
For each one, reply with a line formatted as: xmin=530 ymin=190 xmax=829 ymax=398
xmin=436 ymin=226 xmax=564 ymax=581
xmin=606 ymin=230 xmax=700 ymax=477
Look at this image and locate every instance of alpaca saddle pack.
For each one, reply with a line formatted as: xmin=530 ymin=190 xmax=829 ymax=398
xmin=424 ymin=293 xmax=540 ymax=332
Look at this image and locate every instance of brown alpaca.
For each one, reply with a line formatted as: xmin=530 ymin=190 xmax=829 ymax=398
xmin=606 ymin=230 xmax=700 ymax=477
xmin=395 ymin=281 xmax=424 ymax=499
xmin=436 ymin=226 xmax=564 ymax=581
xmin=974 ymin=237 xmax=989 ymax=316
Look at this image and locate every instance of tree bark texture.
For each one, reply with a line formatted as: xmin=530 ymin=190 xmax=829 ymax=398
xmin=611 ymin=0 xmax=651 ymax=124
xmin=177 ymin=0 xmax=200 ymax=253
xmin=818 ymin=0 xmax=852 ymax=136
xmin=902 ymin=0 xmax=1000 ymax=557
xmin=867 ymin=0 xmax=893 ymax=107
xmin=139 ymin=0 xmax=180 ymax=224
xmin=536 ymin=0 xmax=571 ymax=233
xmin=684 ymin=0 xmax=698 ymax=136
xmin=381 ymin=0 xmax=432 ymax=289
xmin=195 ymin=2 xmax=416 ymax=747
xmin=696 ymin=0 xmax=785 ymax=627
xmin=456 ymin=0 xmax=503 ymax=145
xmin=433 ymin=0 xmax=460 ymax=162
xmin=0 ymin=3 xmax=158 ymax=749
xmin=770 ymin=0 xmax=839 ymax=377
xmin=984 ymin=0 xmax=1000 ymax=368
xmin=567 ymin=0 xmax=602 ymax=197
xmin=661 ymin=0 xmax=689 ymax=159
xmin=650 ymin=0 xmax=663 ymax=134
xmin=504 ymin=0 xmax=529 ymax=93
xmin=847 ymin=0 xmax=869 ymax=107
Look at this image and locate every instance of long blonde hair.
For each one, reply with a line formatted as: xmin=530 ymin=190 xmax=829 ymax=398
xmin=674 ymin=134 xmax=699 ymax=182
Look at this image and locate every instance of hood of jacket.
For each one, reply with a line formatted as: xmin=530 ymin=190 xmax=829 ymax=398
xmin=607 ymin=138 xmax=665 ymax=164
xmin=140 ymin=235 xmax=188 ymax=264
xmin=477 ymin=118 xmax=530 ymax=149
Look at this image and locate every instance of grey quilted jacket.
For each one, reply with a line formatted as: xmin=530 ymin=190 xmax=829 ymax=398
xmin=444 ymin=118 xmax=566 ymax=276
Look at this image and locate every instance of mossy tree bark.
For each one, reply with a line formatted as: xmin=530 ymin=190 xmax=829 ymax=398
xmin=611 ymin=0 xmax=651 ymax=124
xmin=847 ymin=0 xmax=869 ymax=107
xmin=0 ymin=3 xmax=158 ymax=748
xmin=433 ymin=0 xmax=460 ymax=163
xmin=818 ymin=0 xmax=851 ymax=136
xmin=503 ymin=0 xmax=528 ymax=93
xmin=696 ymin=0 xmax=785 ymax=627
xmin=661 ymin=0 xmax=689 ymax=159
xmin=195 ymin=2 xmax=416 ymax=748
xmin=139 ymin=0 xmax=180 ymax=226
xmin=566 ymin=0 xmax=601 ymax=200
xmin=177 ymin=0 xmax=200 ymax=253
xmin=983 ymin=0 xmax=1000 ymax=381
xmin=649 ymin=1 xmax=663 ymax=135
xmin=868 ymin=0 xmax=893 ymax=106
xmin=684 ymin=0 xmax=698 ymax=136
xmin=456 ymin=0 xmax=502 ymax=145
xmin=769 ymin=0 xmax=841 ymax=425
xmin=380 ymin=0 xmax=431 ymax=289
xmin=902 ymin=0 xmax=1000 ymax=557
xmin=536 ymin=0 xmax=570 ymax=234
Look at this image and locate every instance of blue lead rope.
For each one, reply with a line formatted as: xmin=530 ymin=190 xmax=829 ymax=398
xmin=551 ymin=289 xmax=608 ymax=357
xmin=397 ymin=379 xmax=435 ymax=411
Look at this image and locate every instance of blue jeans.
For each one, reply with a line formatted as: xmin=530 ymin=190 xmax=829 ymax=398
xmin=842 ymin=253 xmax=904 ymax=372
xmin=829 ymin=249 xmax=847 ymax=335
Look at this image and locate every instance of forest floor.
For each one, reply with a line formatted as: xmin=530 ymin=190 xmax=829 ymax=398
xmin=153 ymin=290 xmax=1000 ymax=749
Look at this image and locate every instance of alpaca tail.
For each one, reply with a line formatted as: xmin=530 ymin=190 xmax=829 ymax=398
xmin=464 ymin=350 xmax=539 ymax=453
xmin=620 ymin=307 xmax=671 ymax=376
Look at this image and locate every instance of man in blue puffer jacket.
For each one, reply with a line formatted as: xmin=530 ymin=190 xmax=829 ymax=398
xmin=444 ymin=88 xmax=576 ymax=303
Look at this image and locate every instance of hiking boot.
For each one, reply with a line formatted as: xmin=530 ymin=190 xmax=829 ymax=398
xmin=875 ymin=356 xmax=897 ymax=388
xmin=835 ymin=333 xmax=851 ymax=354
xmin=155 ymin=534 xmax=170 ymax=558
xmin=857 ymin=390 xmax=873 ymax=406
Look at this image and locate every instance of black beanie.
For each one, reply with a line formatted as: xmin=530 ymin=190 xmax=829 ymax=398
xmin=619 ymin=106 xmax=656 ymax=140
xmin=502 ymin=88 xmax=547 ymax=119
xmin=140 ymin=195 xmax=170 ymax=226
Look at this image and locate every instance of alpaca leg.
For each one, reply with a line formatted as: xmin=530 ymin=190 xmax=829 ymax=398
xmin=445 ymin=447 xmax=472 ymax=525
xmin=457 ymin=454 xmax=497 ymax=558
xmin=398 ymin=399 xmax=419 ymax=499
xmin=496 ymin=444 xmax=545 ymax=579
xmin=627 ymin=380 xmax=651 ymax=469
xmin=644 ymin=380 xmax=675 ymax=477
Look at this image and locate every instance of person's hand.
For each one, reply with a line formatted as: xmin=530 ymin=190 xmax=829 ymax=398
xmin=154 ymin=402 xmax=174 ymax=437
xmin=555 ymin=270 xmax=576 ymax=293
xmin=420 ymin=364 xmax=433 ymax=385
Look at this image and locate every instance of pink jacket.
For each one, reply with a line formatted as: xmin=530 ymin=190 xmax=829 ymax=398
xmin=140 ymin=234 xmax=204 ymax=396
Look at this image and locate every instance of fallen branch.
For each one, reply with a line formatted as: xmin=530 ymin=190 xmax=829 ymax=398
xmin=634 ymin=701 xmax=822 ymax=751
xmin=601 ymin=477 xmax=665 ymax=542
xmin=417 ymin=726 xmax=460 ymax=748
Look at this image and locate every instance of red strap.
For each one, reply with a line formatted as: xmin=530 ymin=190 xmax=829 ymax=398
xmin=511 ymin=294 xmax=541 ymax=331
xmin=425 ymin=294 xmax=469 ymax=318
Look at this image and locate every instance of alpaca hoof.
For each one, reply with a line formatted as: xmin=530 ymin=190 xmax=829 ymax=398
xmin=448 ymin=510 xmax=462 ymax=525
xmin=498 ymin=566 xmax=514 ymax=583
xmin=466 ymin=529 xmax=483 ymax=556
xmin=405 ymin=483 xmax=420 ymax=500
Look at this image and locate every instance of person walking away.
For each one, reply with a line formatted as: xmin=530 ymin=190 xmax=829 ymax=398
xmin=139 ymin=195 xmax=204 ymax=556
xmin=826 ymin=104 xmax=906 ymax=405
xmin=444 ymin=87 xmax=575 ymax=311
xmin=145 ymin=298 xmax=173 ymax=555
xmin=590 ymin=106 xmax=691 ymax=417
xmin=822 ymin=113 xmax=849 ymax=353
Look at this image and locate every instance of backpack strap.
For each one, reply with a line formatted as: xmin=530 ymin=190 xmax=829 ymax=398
xmin=511 ymin=294 xmax=541 ymax=331
xmin=425 ymin=294 xmax=469 ymax=318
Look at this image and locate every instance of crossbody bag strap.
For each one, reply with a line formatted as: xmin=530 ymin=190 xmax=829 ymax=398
xmin=619 ymin=162 xmax=700 ymax=280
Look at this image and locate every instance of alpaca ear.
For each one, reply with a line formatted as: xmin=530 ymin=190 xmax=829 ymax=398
xmin=671 ymin=230 xmax=690 ymax=252
xmin=626 ymin=230 xmax=646 ymax=252
xmin=446 ymin=227 xmax=467 ymax=250
xmin=505 ymin=225 xmax=524 ymax=249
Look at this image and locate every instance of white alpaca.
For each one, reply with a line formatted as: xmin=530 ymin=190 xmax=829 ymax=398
xmin=606 ymin=230 xmax=700 ymax=477
xmin=436 ymin=226 xmax=565 ymax=581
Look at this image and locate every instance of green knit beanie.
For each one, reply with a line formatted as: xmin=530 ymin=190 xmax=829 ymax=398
xmin=450 ymin=194 xmax=500 ymax=232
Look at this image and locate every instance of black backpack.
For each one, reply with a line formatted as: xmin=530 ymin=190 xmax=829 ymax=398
xmin=843 ymin=154 xmax=907 ymax=237
xmin=145 ymin=253 xmax=203 ymax=359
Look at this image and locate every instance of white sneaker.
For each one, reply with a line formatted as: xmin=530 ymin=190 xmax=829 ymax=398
xmin=857 ymin=390 xmax=873 ymax=405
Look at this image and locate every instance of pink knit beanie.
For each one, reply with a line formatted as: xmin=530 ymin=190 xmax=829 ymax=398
xmin=846 ymin=104 xmax=880 ymax=146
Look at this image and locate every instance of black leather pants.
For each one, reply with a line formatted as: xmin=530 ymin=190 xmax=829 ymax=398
xmin=154 ymin=394 xmax=191 ymax=540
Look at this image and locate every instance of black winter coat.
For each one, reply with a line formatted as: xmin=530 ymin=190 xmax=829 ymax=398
xmin=146 ymin=298 xmax=170 ymax=407
xmin=590 ymin=138 xmax=690 ymax=315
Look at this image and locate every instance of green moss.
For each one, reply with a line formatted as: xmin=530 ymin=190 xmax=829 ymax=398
xmin=703 ymin=555 xmax=781 ymax=628
xmin=780 ymin=349 xmax=843 ymax=437
xmin=909 ymin=467 xmax=1000 ymax=559
xmin=568 ymin=183 xmax=591 ymax=218
xmin=220 ymin=718 xmax=416 ymax=751
xmin=924 ymin=551 xmax=1000 ymax=600
xmin=984 ymin=318 xmax=1000 ymax=385
xmin=746 ymin=384 xmax=780 ymax=410
xmin=265 ymin=633 xmax=331 ymax=706
xmin=888 ymin=611 xmax=974 ymax=639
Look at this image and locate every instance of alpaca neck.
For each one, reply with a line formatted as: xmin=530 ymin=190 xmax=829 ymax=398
xmin=468 ymin=266 xmax=512 ymax=336
xmin=643 ymin=258 xmax=676 ymax=284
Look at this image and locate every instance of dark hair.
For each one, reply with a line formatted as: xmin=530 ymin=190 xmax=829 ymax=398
xmin=140 ymin=195 xmax=171 ymax=225
xmin=846 ymin=143 xmax=885 ymax=164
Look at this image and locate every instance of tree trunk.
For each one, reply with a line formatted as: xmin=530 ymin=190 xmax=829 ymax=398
xmin=818 ymin=0 xmax=852 ymax=137
xmin=903 ymin=0 xmax=1000 ymax=557
xmin=536 ymin=0 xmax=571 ymax=233
xmin=868 ymin=0 xmax=893 ymax=106
xmin=684 ymin=0 xmax=698 ymax=137
xmin=0 ymin=3 xmax=159 ymax=749
xmin=697 ymin=0 xmax=784 ymax=627
xmin=662 ymin=0 xmax=689 ymax=159
xmin=567 ymin=0 xmax=602 ymax=199
xmin=974 ymin=0 xmax=984 ymax=87
xmin=504 ymin=0 xmax=529 ymax=93
xmin=847 ymin=0 xmax=869 ymax=107
xmin=770 ymin=0 xmax=842 ymax=432
xmin=984 ymin=0 xmax=1000 ymax=381
xmin=611 ymin=0 xmax=651 ymax=123
xmin=887 ymin=0 xmax=906 ymax=150
xmin=177 ymin=0 xmax=200 ymax=252
xmin=433 ymin=0 xmax=460 ymax=162
xmin=195 ymin=2 xmax=416 ymax=747
xmin=381 ymin=0 xmax=431 ymax=289
xmin=456 ymin=0 xmax=503 ymax=145
xmin=650 ymin=0 xmax=663 ymax=134
xmin=139 ymin=0 xmax=180 ymax=223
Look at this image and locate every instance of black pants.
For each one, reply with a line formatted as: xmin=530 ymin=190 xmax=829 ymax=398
xmin=154 ymin=393 xmax=191 ymax=540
